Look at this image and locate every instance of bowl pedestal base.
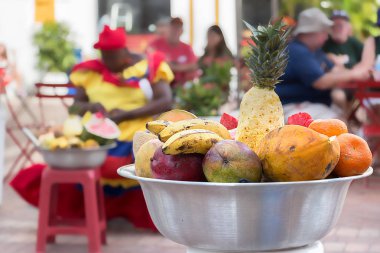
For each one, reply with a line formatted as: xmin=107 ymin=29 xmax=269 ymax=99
xmin=187 ymin=241 xmax=323 ymax=253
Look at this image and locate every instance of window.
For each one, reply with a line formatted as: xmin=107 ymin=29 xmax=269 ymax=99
xmin=242 ymin=0 xmax=272 ymax=26
xmin=98 ymin=0 xmax=171 ymax=34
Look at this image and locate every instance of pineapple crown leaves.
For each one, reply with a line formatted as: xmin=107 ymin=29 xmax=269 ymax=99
xmin=244 ymin=20 xmax=291 ymax=90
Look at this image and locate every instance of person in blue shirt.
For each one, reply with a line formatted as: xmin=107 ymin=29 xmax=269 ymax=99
xmin=276 ymin=8 xmax=369 ymax=120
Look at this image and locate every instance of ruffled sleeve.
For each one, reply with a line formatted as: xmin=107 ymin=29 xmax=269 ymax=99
xmin=152 ymin=61 xmax=174 ymax=84
xmin=70 ymin=70 xmax=94 ymax=88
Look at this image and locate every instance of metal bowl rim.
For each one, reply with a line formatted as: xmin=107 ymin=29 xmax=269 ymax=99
xmin=118 ymin=165 xmax=373 ymax=187
xmin=38 ymin=142 xmax=117 ymax=153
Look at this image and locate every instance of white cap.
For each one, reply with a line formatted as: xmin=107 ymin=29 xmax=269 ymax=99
xmin=293 ymin=8 xmax=333 ymax=36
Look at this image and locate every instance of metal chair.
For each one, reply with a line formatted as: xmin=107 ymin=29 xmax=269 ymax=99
xmin=1 ymin=69 xmax=40 ymax=181
xmin=3 ymin=82 xmax=75 ymax=181
xmin=35 ymin=82 xmax=76 ymax=127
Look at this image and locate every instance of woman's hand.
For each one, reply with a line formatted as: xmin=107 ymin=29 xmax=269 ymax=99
xmin=72 ymin=87 xmax=107 ymax=115
xmin=109 ymin=109 xmax=129 ymax=124
xmin=88 ymin=102 xmax=107 ymax=114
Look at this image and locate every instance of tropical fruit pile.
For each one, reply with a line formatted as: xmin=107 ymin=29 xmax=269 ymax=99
xmin=133 ymin=21 xmax=372 ymax=183
xmin=134 ymin=109 xmax=262 ymax=182
xmin=38 ymin=112 xmax=120 ymax=150
xmin=134 ymin=109 xmax=372 ymax=183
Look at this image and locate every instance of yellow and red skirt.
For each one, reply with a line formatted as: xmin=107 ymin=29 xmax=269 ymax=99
xmin=10 ymin=140 xmax=156 ymax=231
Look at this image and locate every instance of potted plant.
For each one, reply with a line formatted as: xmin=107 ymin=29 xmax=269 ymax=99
xmin=176 ymin=81 xmax=223 ymax=117
xmin=176 ymin=61 xmax=233 ymax=117
xmin=33 ymin=22 xmax=76 ymax=84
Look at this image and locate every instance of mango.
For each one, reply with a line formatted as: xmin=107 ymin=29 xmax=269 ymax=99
xmin=259 ymin=125 xmax=340 ymax=182
xmin=132 ymin=130 xmax=158 ymax=156
xmin=203 ymin=140 xmax=262 ymax=183
xmin=135 ymin=139 xmax=163 ymax=178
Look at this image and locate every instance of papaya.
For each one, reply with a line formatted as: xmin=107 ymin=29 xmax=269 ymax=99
xmin=157 ymin=109 xmax=197 ymax=122
xmin=258 ymin=125 xmax=340 ymax=182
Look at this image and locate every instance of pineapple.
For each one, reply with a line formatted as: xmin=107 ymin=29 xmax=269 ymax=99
xmin=236 ymin=21 xmax=290 ymax=153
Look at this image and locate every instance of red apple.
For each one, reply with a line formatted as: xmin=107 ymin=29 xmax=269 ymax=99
xmin=151 ymin=148 xmax=205 ymax=181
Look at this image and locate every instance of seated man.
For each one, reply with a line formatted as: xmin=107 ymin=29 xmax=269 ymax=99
xmin=148 ymin=17 xmax=198 ymax=87
xmin=322 ymin=10 xmax=364 ymax=113
xmin=323 ymin=10 xmax=363 ymax=69
xmin=276 ymin=8 xmax=368 ymax=120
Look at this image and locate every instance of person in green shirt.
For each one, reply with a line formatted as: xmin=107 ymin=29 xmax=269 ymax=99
xmin=323 ymin=10 xmax=363 ymax=69
xmin=322 ymin=10 xmax=365 ymax=118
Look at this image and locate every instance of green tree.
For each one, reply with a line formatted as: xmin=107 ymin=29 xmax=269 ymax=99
xmin=280 ymin=0 xmax=379 ymax=38
xmin=33 ymin=22 xmax=76 ymax=73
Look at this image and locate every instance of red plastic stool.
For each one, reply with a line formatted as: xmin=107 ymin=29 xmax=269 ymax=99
xmin=36 ymin=167 xmax=107 ymax=253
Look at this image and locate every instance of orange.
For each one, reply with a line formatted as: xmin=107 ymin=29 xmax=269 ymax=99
xmin=334 ymin=133 xmax=372 ymax=177
xmin=308 ymin=119 xmax=348 ymax=137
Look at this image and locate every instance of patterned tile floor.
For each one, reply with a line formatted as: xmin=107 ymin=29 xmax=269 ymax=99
xmin=0 ymin=176 xmax=379 ymax=253
xmin=1 ymin=98 xmax=380 ymax=253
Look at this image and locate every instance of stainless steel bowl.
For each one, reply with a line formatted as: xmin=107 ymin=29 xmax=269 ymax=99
xmin=39 ymin=143 xmax=116 ymax=170
xmin=118 ymin=165 xmax=372 ymax=252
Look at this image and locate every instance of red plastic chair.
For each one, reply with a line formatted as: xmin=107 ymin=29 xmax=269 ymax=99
xmin=338 ymin=80 xmax=380 ymax=185
xmin=36 ymin=167 xmax=106 ymax=253
xmin=352 ymin=80 xmax=380 ymax=178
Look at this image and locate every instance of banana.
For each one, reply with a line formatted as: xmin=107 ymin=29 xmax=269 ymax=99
xmin=162 ymin=129 xmax=223 ymax=155
xmin=146 ymin=120 xmax=171 ymax=135
xmin=158 ymin=118 xmax=231 ymax=142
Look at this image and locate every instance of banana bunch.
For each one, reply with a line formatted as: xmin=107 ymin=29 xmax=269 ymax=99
xmin=162 ymin=129 xmax=223 ymax=155
xmin=146 ymin=120 xmax=171 ymax=135
xmin=145 ymin=118 xmax=231 ymax=155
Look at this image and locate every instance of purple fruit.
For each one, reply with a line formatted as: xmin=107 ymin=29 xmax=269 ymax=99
xmin=151 ymin=148 xmax=205 ymax=181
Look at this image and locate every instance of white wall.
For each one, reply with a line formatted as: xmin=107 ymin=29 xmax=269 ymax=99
xmin=55 ymin=0 xmax=98 ymax=59
xmin=0 ymin=0 xmax=37 ymax=85
xmin=170 ymin=0 xmax=191 ymax=45
xmin=219 ymin=0 xmax=237 ymax=56
xmin=0 ymin=0 xmax=238 ymax=84
xmin=170 ymin=0 xmax=237 ymax=56
xmin=193 ymin=0 xmax=215 ymax=56
xmin=0 ymin=0 xmax=98 ymax=87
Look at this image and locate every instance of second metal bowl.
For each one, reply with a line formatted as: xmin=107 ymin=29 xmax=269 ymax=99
xmin=39 ymin=143 xmax=116 ymax=169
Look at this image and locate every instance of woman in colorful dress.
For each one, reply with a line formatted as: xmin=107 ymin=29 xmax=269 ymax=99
xmin=198 ymin=25 xmax=233 ymax=74
xmin=11 ymin=25 xmax=174 ymax=230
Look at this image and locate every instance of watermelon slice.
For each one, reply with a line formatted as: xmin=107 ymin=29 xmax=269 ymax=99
xmin=287 ymin=112 xmax=313 ymax=127
xmin=220 ymin=113 xmax=238 ymax=130
xmin=80 ymin=113 xmax=120 ymax=145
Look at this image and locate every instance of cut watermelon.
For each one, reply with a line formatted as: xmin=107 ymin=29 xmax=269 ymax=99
xmin=220 ymin=113 xmax=238 ymax=130
xmin=80 ymin=113 xmax=120 ymax=145
xmin=287 ymin=112 xmax=313 ymax=127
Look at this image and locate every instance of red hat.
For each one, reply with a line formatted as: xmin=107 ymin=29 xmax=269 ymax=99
xmin=94 ymin=25 xmax=127 ymax=50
